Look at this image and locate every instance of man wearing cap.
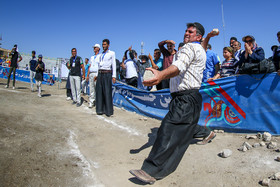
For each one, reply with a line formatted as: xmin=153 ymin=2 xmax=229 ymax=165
xmin=67 ymin=48 xmax=85 ymax=107
xmin=130 ymin=22 xmax=215 ymax=184
xmin=238 ymin=35 xmax=265 ymax=68
xmin=95 ymin=39 xmax=116 ymax=116
xmin=158 ymin=40 xmax=177 ymax=89
xmin=29 ymin=51 xmax=37 ymax=92
xmin=5 ymin=44 xmax=22 ymax=89
xmin=35 ymin=55 xmax=45 ymax=98
xmin=88 ymin=44 xmax=101 ymax=108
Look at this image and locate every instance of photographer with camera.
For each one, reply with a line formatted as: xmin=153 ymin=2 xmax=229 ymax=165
xmin=5 ymin=44 xmax=22 ymax=89
xmin=35 ymin=55 xmax=45 ymax=98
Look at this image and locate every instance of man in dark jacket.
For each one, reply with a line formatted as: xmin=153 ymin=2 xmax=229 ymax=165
xmin=35 ymin=54 xmax=45 ymax=98
xmin=5 ymin=44 xmax=22 ymax=89
xmin=238 ymin=35 xmax=265 ymax=68
xmin=29 ymin=50 xmax=37 ymax=92
xmin=272 ymin=31 xmax=280 ymax=72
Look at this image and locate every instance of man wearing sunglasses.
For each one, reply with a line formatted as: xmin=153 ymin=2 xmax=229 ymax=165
xmin=238 ymin=35 xmax=265 ymax=67
xmin=130 ymin=22 xmax=214 ymax=184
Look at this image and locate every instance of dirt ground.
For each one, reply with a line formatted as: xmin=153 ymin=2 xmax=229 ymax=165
xmin=0 ymin=78 xmax=280 ymax=187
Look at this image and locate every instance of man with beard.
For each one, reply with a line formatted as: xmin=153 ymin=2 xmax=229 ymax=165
xmin=95 ymin=39 xmax=116 ymax=117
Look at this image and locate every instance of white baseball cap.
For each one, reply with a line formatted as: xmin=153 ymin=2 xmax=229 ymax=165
xmin=93 ymin=44 xmax=100 ymax=49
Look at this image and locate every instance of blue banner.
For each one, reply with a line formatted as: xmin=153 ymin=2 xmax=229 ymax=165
xmin=113 ymin=73 xmax=280 ymax=135
xmin=0 ymin=66 xmax=55 ymax=85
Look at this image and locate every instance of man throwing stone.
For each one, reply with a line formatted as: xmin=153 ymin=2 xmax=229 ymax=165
xmin=130 ymin=22 xmax=215 ymax=184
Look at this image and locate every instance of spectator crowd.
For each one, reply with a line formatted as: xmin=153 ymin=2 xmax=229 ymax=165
xmin=2 ymin=30 xmax=280 ymax=116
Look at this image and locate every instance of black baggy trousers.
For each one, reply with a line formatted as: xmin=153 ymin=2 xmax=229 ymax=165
xmin=96 ymin=72 xmax=113 ymax=116
xmin=141 ymin=89 xmax=209 ymax=179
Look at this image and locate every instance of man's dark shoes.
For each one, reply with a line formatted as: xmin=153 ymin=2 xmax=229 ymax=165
xmin=129 ymin=169 xmax=156 ymax=184
xmin=72 ymin=101 xmax=77 ymax=105
xmin=197 ymin=131 xmax=216 ymax=145
xmin=76 ymin=103 xmax=82 ymax=107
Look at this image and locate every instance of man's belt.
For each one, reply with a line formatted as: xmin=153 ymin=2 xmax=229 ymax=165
xmin=98 ymin=70 xmax=112 ymax=73
xmin=171 ymin=89 xmax=199 ymax=98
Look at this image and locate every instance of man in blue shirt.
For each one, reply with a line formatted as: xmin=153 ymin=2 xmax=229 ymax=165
xmin=202 ymin=44 xmax=220 ymax=82
xmin=81 ymin=58 xmax=90 ymax=95
xmin=149 ymin=49 xmax=163 ymax=90
xmin=152 ymin=49 xmax=163 ymax=71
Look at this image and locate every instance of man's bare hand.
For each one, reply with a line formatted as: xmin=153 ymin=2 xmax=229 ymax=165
xmin=165 ymin=40 xmax=176 ymax=45
xmin=207 ymin=29 xmax=220 ymax=38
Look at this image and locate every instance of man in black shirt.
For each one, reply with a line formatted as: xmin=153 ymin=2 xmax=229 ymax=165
xmin=29 ymin=50 xmax=37 ymax=92
xmin=35 ymin=55 xmax=45 ymax=98
xmin=5 ymin=44 xmax=22 ymax=89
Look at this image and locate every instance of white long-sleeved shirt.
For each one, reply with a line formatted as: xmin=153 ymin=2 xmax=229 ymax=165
xmin=170 ymin=42 xmax=206 ymax=93
xmin=99 ymin=50 xmax=116 ymax=78
xmin=124 ymin=59 xmax=138 ymax=79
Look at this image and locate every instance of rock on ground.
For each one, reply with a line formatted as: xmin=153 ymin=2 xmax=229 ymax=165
xmin=261 ymin=178 xmax=270 ymax=186
xmin=271 ymin=172 xmax=280 ymax=180
xmin=267 ymin=142 xmax=277 ymax=149
xmin=219 ymin=149 xmax=232 ymax=158
xmin=263 ymin=132 xmax=272 ymax=142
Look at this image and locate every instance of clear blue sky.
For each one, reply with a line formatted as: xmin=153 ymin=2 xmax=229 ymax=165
xmin=1 ymin=0 xmax=279 ymax=61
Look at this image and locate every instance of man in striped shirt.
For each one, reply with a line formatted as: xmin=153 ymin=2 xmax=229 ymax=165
xmin=130 ymin=22 xmax=215 ymax=184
